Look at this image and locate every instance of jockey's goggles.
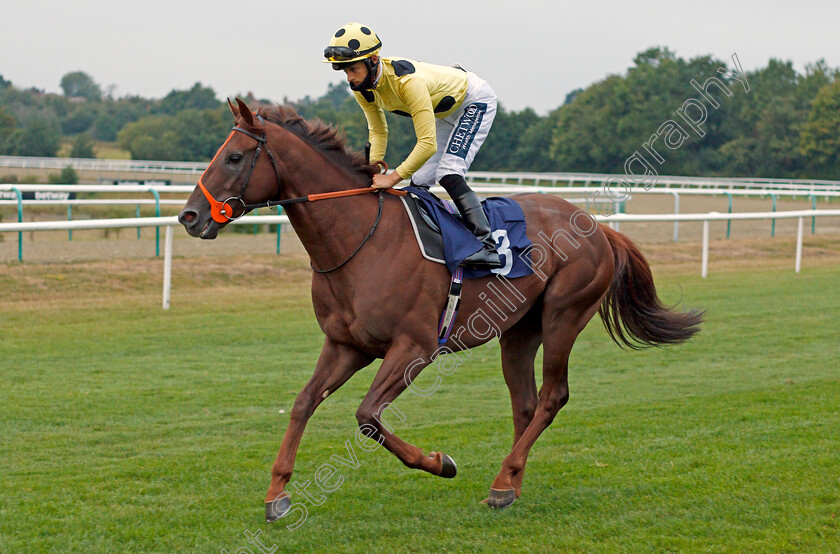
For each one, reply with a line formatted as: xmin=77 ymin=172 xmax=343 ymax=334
xmin=323 ymin=42 xmax=381 ymax=63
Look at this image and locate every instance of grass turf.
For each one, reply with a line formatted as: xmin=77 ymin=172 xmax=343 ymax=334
xmin=0 ymin=249 xmax=838 ymax=553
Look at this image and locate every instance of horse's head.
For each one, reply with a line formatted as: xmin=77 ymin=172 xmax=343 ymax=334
xmin=179 ymin=98 xmax=282 ymax=239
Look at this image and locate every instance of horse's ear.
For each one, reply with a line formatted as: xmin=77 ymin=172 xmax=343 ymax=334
xmin=227 ymin=98 xmax=238 ymax=117
xmin=236 ymin=98 xmax=254 ymax=127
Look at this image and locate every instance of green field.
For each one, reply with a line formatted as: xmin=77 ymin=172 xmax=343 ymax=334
xmin=1 ymin=246 xmax=839 ymax=553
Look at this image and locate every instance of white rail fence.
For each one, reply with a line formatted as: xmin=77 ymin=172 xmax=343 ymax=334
xmin=2 ymin=209 xmax=839 ymax=309
xmin=2 ymin=183 xmax=838 ymax=253
xmin=468 ymin=172 xmax=840 ymax=193
xmin=3 ymin=156 xmax=840 ymax=192
xmin=0 ymin=156 xmax=206 ymax=175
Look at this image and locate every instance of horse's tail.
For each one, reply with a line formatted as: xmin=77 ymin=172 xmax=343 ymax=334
xmin=598 ymin=225 xmax=703 ymax=349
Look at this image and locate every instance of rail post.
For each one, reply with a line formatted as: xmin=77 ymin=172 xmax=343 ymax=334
xmin=769 ymin=193 xmax=777 ymax=237
xmin=809 ymin=194 xmax=816 ymax=234
xmin=724 ymin=192 xmax=733 ymax=239
xmin=12 ymin=187 xmax=22 ymax=262
xmin=701 ymin=219 xmax=710 ymax=278
xmin=68 ymin=204 xmax=73 ymax=241
xmin=136 ymin=204 xmax=142 ymax=239
xmin=671 ymin=191 xmax=680 ymax=242
xmin=613 ymin=200 xmax=621 ymax=232
xmin=795 ymin=217 xmax=803 ymax=273
xmin=163 ymin=225 xmax=173 ymax=310
xmin=150 ymin=189 xmax=161 ymax=256
xmin=276 ymin=206 xmax=283 ymax=255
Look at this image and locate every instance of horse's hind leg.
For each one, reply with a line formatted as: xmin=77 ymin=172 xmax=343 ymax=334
xmin=487 ymin=281 xmax=607 ymax=509
xmin=499 ymin=303 xmax=542 ymax=498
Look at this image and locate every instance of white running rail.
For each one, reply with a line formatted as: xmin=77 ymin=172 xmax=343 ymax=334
xmin=2 ymin=209 xmax=839 ymax=308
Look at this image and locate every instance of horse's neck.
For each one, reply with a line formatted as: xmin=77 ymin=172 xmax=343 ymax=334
xmin=275 ymin=136 xmax=377 ymax=270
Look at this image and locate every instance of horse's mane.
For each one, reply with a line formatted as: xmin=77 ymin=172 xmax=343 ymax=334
xmin=255 ymin=105 xmax=374 ymax=180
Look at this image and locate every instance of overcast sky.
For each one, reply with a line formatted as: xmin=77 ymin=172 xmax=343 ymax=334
xmin=1 ymin=0 xmax=837 ymax=114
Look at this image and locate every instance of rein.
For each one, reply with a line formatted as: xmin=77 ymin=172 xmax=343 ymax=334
xmin=244 ymin=185 xmax=405 ymax=211
xmin=196 ymin=124 xmax=406 ymax=274
xmin=311 ymin=190 xmax=385 ymax=274
xmin=283 ymin=187 xmax=406 ymax=273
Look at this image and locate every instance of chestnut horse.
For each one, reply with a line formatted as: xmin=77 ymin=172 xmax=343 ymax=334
xmin=178 ymin=99 xmax=702 ymax=521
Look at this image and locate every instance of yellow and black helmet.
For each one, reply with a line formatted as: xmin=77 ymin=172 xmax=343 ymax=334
xmin=323 ymin=22 xmax=382 ymax=66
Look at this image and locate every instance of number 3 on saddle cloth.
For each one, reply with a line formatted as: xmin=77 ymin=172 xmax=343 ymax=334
xmin=398 ymin=185 xmax=534 ymax=344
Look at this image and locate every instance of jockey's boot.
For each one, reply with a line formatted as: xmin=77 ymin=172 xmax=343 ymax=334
xmin=440 ymin=174 xmax=502 ymax=270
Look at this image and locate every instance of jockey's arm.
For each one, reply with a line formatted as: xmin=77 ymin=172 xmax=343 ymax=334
xmin=392 ymin=76 xmax=437 ymax=182
xmin=355 ymin=92 xmax=389 ymax=163
xmin=357 ymin=75 xmax=437 ymax=189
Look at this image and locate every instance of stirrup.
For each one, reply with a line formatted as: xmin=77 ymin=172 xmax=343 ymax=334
xmin=462 ymin=246 xmax=501 ymax=269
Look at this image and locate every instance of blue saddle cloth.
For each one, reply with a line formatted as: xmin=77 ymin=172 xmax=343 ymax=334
xmin=403 ymin=185 xmax=533 ymax=279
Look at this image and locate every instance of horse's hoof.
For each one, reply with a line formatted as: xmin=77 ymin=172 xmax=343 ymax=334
xmin=265 ymin=495 xmax=292 ymax=523
xmin=439 ymin=454 xmax=458 ymax=479
xmin=484 ymin=488 xmax=516 ymax=509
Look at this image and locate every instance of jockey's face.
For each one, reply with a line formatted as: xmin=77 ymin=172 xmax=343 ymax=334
xmin=341 ymin=62 xmax=368 ymax=88
xmin=341 ymin=56 xmax=377 ymax=88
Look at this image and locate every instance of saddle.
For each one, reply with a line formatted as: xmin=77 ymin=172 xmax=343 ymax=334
xmin=399 ymin=189 xmax=450 ymax=265
xmin=397 ymin=185 xmax=533 ymax=280
xmin=398 ymin=185 xmax=534 ymax=345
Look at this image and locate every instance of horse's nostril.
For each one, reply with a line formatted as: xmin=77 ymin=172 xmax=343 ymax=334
xmin=179 ymin=210 xmax=197 ymax=224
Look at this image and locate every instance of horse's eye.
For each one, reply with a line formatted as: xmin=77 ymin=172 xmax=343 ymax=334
xmin=228 ymin=153 xmax=242 ymax=164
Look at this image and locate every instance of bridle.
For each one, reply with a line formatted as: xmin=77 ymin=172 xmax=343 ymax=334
xmin=195 ymin=122 xmax=405 ymax=273
xmin=197 ymin=124 xmax=283 ymax=224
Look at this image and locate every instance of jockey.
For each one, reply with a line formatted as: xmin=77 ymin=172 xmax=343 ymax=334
xmin=324 ymin=22 xmax=501 ymax=270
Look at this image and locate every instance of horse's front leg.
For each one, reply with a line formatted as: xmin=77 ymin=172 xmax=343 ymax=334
xmin=265 ymin=338 xmax=373 ymax=522
xmin=355 ymin=338 xmax=457 ymax=479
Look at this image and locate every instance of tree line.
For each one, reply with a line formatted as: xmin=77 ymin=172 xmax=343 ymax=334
xmin=1 ymin=47 xmax=838 ymax=178
xmin=0 ymin=73 xmax=228 ymax=160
